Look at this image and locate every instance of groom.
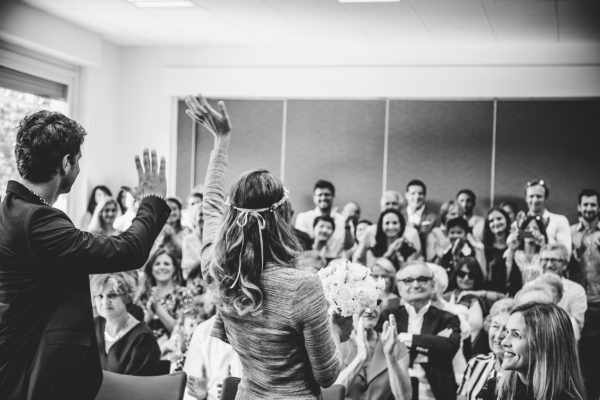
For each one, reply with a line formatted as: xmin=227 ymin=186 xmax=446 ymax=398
xmin=0 ymin=111 xmax=170 ymax=400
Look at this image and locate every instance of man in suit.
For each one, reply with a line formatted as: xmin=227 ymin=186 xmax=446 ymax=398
xmin=0 ymin=111 xmax=171 ymax=400
xmin=404 ymin=180 xmax=438 ymax=254
xmin=388 ymin=262 xmax=461 ymax=400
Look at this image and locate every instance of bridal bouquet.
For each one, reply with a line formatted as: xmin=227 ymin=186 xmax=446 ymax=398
xmin=318 ymin=259 xmax=385 ymax=317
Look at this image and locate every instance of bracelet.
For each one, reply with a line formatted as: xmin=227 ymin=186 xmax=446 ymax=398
xmin=139 ymin=193 xmax=166 ymax=202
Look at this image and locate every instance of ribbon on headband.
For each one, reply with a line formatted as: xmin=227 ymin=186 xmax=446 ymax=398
xmin=225 ymin=188 xmax=289 ymax=289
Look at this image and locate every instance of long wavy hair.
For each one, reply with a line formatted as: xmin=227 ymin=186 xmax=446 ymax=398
xmin=483 ymin=206 xmax=511 ymax=248
xmin=210 ymin=169 xmax=301 ymax=316
xmin=371 ymin=209 xmax=406 ymax=257
xmin=497 ymin=302 xmax=587 ymax=400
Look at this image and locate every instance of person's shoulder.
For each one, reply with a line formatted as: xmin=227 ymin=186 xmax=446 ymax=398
xmin=562 ymin=277 xmax=586 ymax=292
xmin=429 ymin=304 xmax=460 ymax=320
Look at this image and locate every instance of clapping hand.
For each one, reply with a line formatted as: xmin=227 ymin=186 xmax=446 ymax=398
xmin=381 ymin=314 xmax=399 ymax=358
xmin=187 ymin=366 xmax=208 ymax=400
xmin=355 ymin=318 xmax=372 ymax=362
xmin=185 ymin=94 xmax=231 ymax=137
xmin=135 ymin=149 xmax=166 ymax=199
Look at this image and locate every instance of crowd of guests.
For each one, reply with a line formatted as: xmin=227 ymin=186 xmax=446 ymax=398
xmin=83 ymin=171 xmax=599 ymax=400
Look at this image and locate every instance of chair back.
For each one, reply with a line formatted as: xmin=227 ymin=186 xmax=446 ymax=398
xmin=220 ymin=376 xmax=241 ymax=400
xmin=95 ymin=370 xmax=187 ymax=400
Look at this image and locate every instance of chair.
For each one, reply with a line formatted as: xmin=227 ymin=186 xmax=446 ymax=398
xmin=158 ymin=359 xmax=172 ymax=375
xmin=322 ymin=384 xmax=345 ymax=400
xmin=95 ymin=370 xmax=187 ymax=400
xmin=220 ymin=376 xmax=241 ymax=400
xmin=219 ymin=378 xmax=345 ymax=400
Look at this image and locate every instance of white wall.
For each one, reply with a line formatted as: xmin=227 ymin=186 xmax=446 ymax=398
xmin=3 ymin=0 xmax=600 ymax=216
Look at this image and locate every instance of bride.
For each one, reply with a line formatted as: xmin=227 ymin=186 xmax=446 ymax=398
xmin=186 ymin=94 xmax=342 ymax=399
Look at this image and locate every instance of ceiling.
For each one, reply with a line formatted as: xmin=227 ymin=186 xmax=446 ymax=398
xmin=22 ymin=0 xmax=600 ymax=47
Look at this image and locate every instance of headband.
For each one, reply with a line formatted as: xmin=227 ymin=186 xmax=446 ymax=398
xmin=225 ymin=188 xmax=289 ymax=289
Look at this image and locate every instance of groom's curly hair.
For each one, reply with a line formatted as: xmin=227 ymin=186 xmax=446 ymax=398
xmin=15 ymin=111 xmax=86 ymax=183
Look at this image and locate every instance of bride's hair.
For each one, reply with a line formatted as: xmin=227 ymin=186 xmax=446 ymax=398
xmin=210 ymin=169 xmax=301 ymax=316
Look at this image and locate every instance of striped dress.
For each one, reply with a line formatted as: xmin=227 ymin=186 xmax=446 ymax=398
xmin=200 ymin=143 xmax=342 ymax=399
xmin=457 ymin=353 xmax=498 ymax=400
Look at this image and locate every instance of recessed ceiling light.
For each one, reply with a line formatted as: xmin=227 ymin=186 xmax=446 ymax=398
xmin=126 ymin=0 xmax=194 ymax=8
xmin=338 ymin=0 xmax=399 ymax=3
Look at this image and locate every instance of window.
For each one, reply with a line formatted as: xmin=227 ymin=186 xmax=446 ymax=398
xmin=0 ymin=44 xmax=75 ymax=212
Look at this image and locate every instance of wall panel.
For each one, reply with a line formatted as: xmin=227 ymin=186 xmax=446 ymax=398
xmin=285 ymin=100 xmax=386 ymax=221
xmin=494 ymin=100 xmax=600 ymax=222
xmin=192 ymin=99 xmax=284 ymax=196
xmin=387 ymin=100 xmax=495 ymax=215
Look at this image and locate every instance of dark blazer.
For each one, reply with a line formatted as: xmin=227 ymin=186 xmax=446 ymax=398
xmin=0 ymin=181 xmax=170 ymax=400
xmin=388 ymin=305 xmax=461 ymax=400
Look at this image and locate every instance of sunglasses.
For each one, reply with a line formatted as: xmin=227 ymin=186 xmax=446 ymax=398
xmin=457 ymin=270 xmax=471 ymax=279
xmin=526 ymin=179 xmax=546 ymax=187
xmin=398 ymin=276 xmax=432 ymax=285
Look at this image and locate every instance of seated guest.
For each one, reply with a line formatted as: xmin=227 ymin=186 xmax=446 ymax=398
xmin=342 ymin=200 xmax=361 ymax=240
xmin=439 ymin=217 xmax=486 ymax=279
xmin=113 ymin=186 xmax=137 ymax=231
xmin=445 ymin=257 xmax=490 ymax=358
xmin=504 ymin=214 xmax=547 ymax=285
xmin=371 ymin=257 xmax=400 ymax=313
xmin=91 ymin=273 xmax=160 ymax=376
xmin=87 ymin=197 xmax=121 ymax=236
xmin=367 ymin=209 xmax=418 ymax=270
xmin=353 ymin=191 xmax=422 ymax=264
xmin=513 ymin=282 xmax=554 ymax=305
xmin=134 ymin=248 xmax=193 ymax=357
xmin=482 ymin=207 xmax=521 ymax=296
xmin=183 ymin=293 xmax=243 ymax=400
xmin=456 ymin=189 xmax=485 ymax=242
xmin=181 ymin=192 xmax=204 ymax=281
xmin=299 ymin=215 xmax=338 ymax=272
xmin=539 ymin=243 xmax=587 ymax=336
xmin=337 ymin=307 xmax=412 ymax=400
xmin=532 ymin=272 xmax=580 ymax=340
xmin=181 ymin=190 xmax=203 ymax=230
xmin=314 ymin=215 xmax=343 ymax=260
xmin=295 ymin=179 xmax=351 ymax=256
xmin=165 ymin=196 xmax=187 ymax=245
xmin=477 ymin=303 xmax=586 ymax=400
xmin=457 ymin=299 xmax=515 ymax=400
xmin=347 ymin=219 xmax=373 ymax=261
xmin=387 ymin=261 xmax=462 ymax=400
xmin=427 ymin=201 xmax=464 ymax=264
xmin=80 ymin=184 xmax=112 ymax=229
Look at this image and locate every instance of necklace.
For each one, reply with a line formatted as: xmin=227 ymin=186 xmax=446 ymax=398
xmin=24 ymin=186 xmax=52 ymax=207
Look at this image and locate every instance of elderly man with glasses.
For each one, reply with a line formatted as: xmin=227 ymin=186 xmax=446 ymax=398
xmin=383 ymin=262 xmax=461 ymax=400
xmin=522 ymin=179 xmax=572 ymax=259
xmin=540 ymin=243 xmax=588 ymax=335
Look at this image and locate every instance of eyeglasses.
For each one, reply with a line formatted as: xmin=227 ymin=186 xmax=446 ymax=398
xmin=457 ymin=270 xmax=471 ymax=279
xmin=540 ymin=257 xmax=566 ymax=264
xmin=526 ymin=179 xmax=546 ymax=187
xmin=398 ymin=276 xmax=433 ymax=285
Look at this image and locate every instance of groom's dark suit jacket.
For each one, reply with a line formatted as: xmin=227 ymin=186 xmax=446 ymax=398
xmin=0 ymin=181 xmax=170 ymax=400
xmin=387 ymin=305 xmax=461 ymax=400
